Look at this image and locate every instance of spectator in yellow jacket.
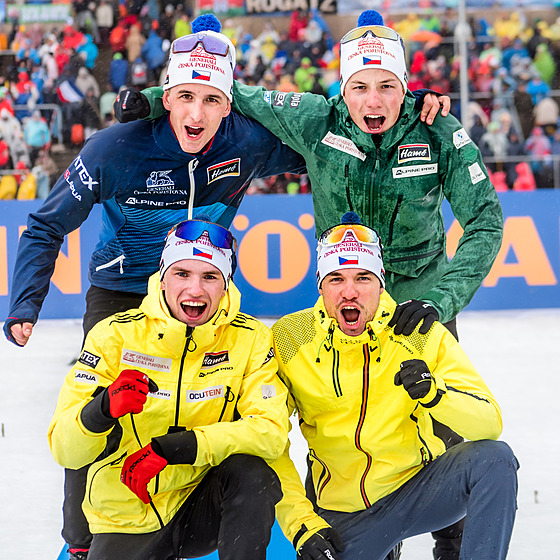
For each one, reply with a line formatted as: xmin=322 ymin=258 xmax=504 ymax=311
xmin=271 ymin=212 xmax=519 ymax=560
xmin=48 ymin=217 xmax=289 ymax=560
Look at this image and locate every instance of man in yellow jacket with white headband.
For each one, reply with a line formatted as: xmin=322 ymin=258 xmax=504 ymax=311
xmin=271 ymin=212 xmax=518 ymax=560
xmin=48 ymin=217 xmax=289 ymax=560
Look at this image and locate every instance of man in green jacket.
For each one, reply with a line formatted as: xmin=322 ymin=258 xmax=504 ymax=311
xmin=117 ymin=11 xmax=501 ymax=339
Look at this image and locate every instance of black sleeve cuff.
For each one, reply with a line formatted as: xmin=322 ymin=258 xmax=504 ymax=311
xmin=80 ymin=389 xmax=117 ymax=433
xmin=152 ymin=430 xmax=198 ymax=465
xmin=420 ymin=389 xmax=444 ymax=409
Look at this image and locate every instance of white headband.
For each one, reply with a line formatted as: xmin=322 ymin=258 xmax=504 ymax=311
xmin=340 ymin=27 xmax=408 ymax=94
xmin=164 ymin=30 xmax=236 ymax=100
xmin=317 ymin=228 xmax=385 ymax=288
xmin=159 ymin=230 xmax=234 ymax=286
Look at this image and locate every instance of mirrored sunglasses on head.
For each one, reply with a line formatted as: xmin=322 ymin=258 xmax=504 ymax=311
xmin=319 ymin=223 xmax=380 ymax=246
xmin=170 ymin=220 xmax=237 ymax=250
xmin=172 ymin=33 xmax=229 ymax=56
xmin=341 ymin=25 xmax=400 ymax=44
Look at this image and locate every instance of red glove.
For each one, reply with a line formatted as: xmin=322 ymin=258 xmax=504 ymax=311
xmin=107 ymin=369 xmax=150 ymax=418
xmin=121 ymin=443 xmax=168 ymax=503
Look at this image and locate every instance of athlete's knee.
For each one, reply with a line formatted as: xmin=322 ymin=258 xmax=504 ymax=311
xmin=220 ymin=454 xmax=282 ymax=502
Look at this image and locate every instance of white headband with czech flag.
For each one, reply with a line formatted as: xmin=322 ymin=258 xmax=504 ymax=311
xmin=164 ymin=15 xmax=236 ymax=100
xmin=340 ymin=10 xmax=408 ymax=94
xmin=317 ymin=212 xmax=385 ymax=288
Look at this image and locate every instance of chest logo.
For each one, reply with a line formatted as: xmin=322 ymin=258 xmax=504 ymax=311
xmin=321 ymin=131 xmax=366 ymax=161
xmin=121 ymin=349 xmax=172 ymax=373
xmin=186 ymin=385 xmax=224 ymax=402
xmin=398 ymin=144 xmax=431 ymax=163
xmin=207 ymin=159 xmax=241 ymax=184
xmin=201 ymin=351 xmax=230 ymax=369
xmin=392 ymin=163 xmax=438 ymax=178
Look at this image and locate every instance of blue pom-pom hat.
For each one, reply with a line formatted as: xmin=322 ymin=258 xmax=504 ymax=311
xmin=339 ymin=9 xmax=407 ymax=95
xmin=164 ymin=14 xmax=236 ymax=100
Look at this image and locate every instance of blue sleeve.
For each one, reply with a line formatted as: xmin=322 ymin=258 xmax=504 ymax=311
xmin=5 ymin=141 xmax=105 ymax=330
xmin=411 ymin=88 xmax=441 ymax=109
xmin=250 ymin=122 xmax=307 ymax=178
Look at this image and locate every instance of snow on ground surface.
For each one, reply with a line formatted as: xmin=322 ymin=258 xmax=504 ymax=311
xmin=1 ymin=309 xmax=559 ymax=559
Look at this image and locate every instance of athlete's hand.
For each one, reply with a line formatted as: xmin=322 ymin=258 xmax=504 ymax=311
xmin=6 ymin=321 xmax=34 ymax=346
xmin=114 ymin=88 xmax=150 ymax=123
xmin=420 ymin=93 xmax=450 ymax=125
xmin=388 ymin=300 xmax=439 ymax=336
xmin=298 ymin=527 xmax=345 ymax=560
xmin=107 ymin=369 xmax=151 ymax=418
xmin=394 ymin=359 xmax=434 ymax=400
xmin=121 ymin=443 xmax=168 ymax=503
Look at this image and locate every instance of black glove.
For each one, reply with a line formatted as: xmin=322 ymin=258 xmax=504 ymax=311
xmin=114 ymin=88 xmax=150 ymax=123
xmin=298 ymin=528 xmax=345 ymax=560
xmin=388 ymin=299 xmax=438 ymax=336
xmin=394 ymin=359 xmax=434 ymax=400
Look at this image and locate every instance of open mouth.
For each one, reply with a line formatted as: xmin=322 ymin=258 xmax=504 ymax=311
xmin=341 ymin=306 xmax=360 ymax=325
xmin=181 ymin=301 xmax=207 ymax=319
xmin=364 ymin=115 xmax=385 ymax=132
xmin=185 ymin=125 xmax=203 ymax=138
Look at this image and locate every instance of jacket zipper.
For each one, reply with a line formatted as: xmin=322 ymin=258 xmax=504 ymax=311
xmin=87 ymin=452 xmax=127 ymax=506
xmin=174 ymin=326 xmax=194 ymax=426
xmin=387 ymin=194 xmax=403 ymax=246
xmin=355 ymin=344 xmax=373 ymax=509
xmin=218 ymin=386 xmax=233 ymax=422
xmin=95 ymin=254 xmax=125 ymax=274
xmin=187 ymin=159 xmax=199 ymax=220
xmin=368 ymin=144 xmax=381 ymax=226
xmin=332 ymin=349 xmax=342 ymax=397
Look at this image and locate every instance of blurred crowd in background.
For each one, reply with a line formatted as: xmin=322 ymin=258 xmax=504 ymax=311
xmin=2 ymin=1 xmax=560 ymax=199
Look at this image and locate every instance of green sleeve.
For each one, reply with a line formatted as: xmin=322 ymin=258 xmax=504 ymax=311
xmin=142 ymin=86 xmax=166 ymax=119
xmin=420 ymin=118 xmax=503 ymax=322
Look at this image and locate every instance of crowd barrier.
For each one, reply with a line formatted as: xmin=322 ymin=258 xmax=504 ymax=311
xmin=1 ymin=192 xmax=560 ymax=322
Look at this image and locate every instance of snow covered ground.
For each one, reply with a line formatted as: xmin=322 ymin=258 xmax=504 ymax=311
xmin=1 ymin=309 xmax=559 ymax=559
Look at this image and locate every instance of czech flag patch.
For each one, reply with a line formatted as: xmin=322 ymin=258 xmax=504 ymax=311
xmin=363 ymin=56 xmax=382 ymax=66
xmin=192 ymin=70 xmax=211 ymax=81
xmin=339 ymin=256 xmax=359 ymax=266
xmin=194 ymin=247 xmax=213 ymax=259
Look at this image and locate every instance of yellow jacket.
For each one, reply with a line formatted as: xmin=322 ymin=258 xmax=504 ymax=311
xmin=48 ymin=274 xmax=289 ymax=534
xmin=271 ymin=292 xmax=502 ymax=548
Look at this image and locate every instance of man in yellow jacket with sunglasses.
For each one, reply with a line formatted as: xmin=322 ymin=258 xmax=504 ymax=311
xmin=48 ymin=218 xmax=289 ymax=560
xmin=271 ymin=212 xmax=518 ymax=560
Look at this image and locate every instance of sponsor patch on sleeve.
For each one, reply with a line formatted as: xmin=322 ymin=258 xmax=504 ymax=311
xmin=261 ymin=384 xmax=277 ymax=399
xmin=453 ymin=128 xmax=472 ymax=149
xmin=78 ymin=350 xmax=101 ymax=369
xmin=468 ymin=162 xmax=486 ymax=184
xmin=74 ymin=370 xmax=98 ymax=384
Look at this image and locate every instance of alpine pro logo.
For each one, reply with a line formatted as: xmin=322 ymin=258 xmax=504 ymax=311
xmin=392 ymin=164 xmax=438 ymax=179
xmin=201 ymin=351 xmax=230 ymax=369
xmin=79 ymin=350 xmax=101 ymax=368
xmin=207 ymin=159 xmax=241 ymax=184
xmin=186 ymin=385 xmax=224 ymax=402
xmin=398 ymin=144 xmax=431 ymax=163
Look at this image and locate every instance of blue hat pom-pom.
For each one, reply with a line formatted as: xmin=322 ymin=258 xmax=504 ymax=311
xmin=191 ymin=14 xmax=222 ymax=33
xmin=341 ymin=211 xmax=362 ymax=224
xmin=357 ymin=10 xmax=384 ymax=27
xmin=193 ymin=212 xmax=213 ymax=222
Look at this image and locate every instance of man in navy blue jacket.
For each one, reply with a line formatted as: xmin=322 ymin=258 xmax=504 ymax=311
xmin=3 ymin=19 xmax=305 ymax=560
xmin=5 ymin=20 xmax=306 ymax=348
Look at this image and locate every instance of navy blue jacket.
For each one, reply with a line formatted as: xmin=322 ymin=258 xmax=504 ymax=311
xmin=5 ymin=112 xmax=306 ymax=334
